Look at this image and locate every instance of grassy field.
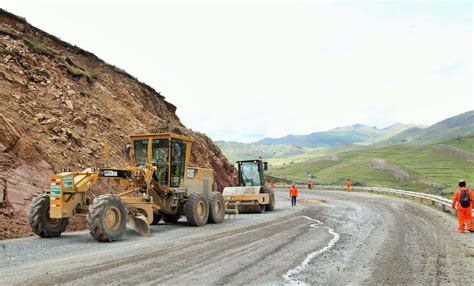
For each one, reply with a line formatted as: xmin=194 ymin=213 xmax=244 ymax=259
xmin=442 ymin=136 xmax=474 ymax=153
xmin=268 ymin=137 xmax=474 ymax=195
xmin=266 ymin=144 xmax=367 ymax=165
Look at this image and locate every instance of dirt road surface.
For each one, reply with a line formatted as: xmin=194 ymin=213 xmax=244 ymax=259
xmin=1 ymin=189 xmax=473 ymax=285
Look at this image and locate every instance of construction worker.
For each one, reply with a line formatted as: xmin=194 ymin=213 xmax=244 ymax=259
xmin=269 ymin=180 xmax=275 ymax=189
xmin=307 ymin=179 xmax=313 ymax=190
xmin=289 ymin=184 xmax=298 ymax=207
xmin=451 ymin=180 xmax=474 ymax=233
xmin=346 ymin=179 xmax=351 ymax=192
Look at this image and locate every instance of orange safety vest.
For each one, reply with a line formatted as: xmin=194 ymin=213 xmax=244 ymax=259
xmin=289 ymin=187 xmax=298 ymax=197
xmin=452 ymin=187 xmax=474 ymax=209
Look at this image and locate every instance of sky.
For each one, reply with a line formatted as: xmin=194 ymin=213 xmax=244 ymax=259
xmin=2 ymin=0 xmax=472 ymax=142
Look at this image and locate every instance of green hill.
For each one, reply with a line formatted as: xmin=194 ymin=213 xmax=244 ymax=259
xmin=442 ymin=136 xmax=474 ymax=153
xmin=218 ymin=123 xmax=420 ymax=161
xmin=383 ymin=110 xmax=474 ymax=145
xmin=256 ymin=123 xmax=419 ymax=147
xmin=215 ymin=141 xmax=305 ymax=162
xmin=268 ymin=136 xmax=474 ymax=195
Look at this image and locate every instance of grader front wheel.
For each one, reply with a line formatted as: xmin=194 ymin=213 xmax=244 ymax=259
xmin=87 ymin=195 xmax=127 ymax=242
xmin=28 ymin=193 xmax=69 ymax=238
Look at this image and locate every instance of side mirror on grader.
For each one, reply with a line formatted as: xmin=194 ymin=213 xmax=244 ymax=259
xmin=28 ymin=133 xmax=227 ymax=242
xmin=124 ymin=143 xmax=131 ymax=159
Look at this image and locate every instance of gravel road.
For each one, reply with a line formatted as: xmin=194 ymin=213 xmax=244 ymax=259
xmin=1 ymin=189 xmax=473 ymax=285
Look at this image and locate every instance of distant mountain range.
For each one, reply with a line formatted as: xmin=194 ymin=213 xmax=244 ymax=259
xmin=213 ymin=141 xmax=304 ymax=162
xmin=381 ymin=110 xmax=474 ymax=144
xmin=217 ymin=110 xmax=474 ymax=162
xmin=256 ymin=123 xmax=423 ymax=147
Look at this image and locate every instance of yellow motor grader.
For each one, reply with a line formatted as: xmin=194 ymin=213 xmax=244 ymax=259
xmin=28 ymin=133 xmax=226 ymax=242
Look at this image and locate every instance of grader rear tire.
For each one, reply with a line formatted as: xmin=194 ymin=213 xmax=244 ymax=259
xmin=28 ymin=193 xmax=69 ymax=238
xmin=185 ymin=193 xmax=209 ymax=226
xmin=162 ymin=214 xmax=180 ymax=223
xmin=207 ymin=192 xmax=225 ymax=223
xmin=87 ymin=195 xmax=127 ymax=242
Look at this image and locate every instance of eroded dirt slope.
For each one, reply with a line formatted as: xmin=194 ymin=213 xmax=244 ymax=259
xmin=0 ymin=9 xmax=233 ymax=239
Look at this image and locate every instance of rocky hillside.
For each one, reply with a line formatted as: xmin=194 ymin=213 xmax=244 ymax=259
xmin=0 ymin=9 xmax=233 ymax=238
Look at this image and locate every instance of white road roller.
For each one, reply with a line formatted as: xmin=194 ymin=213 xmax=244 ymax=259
xmin=223 ymin=159 xmax=276 ymax=213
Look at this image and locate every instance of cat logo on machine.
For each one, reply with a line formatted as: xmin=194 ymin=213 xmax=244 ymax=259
xmin=187 ymin=168 xmax=196 ymax=178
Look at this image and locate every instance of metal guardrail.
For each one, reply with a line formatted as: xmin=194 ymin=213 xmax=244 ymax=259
xmin=275 ymin=184 xmax=454 ymax=214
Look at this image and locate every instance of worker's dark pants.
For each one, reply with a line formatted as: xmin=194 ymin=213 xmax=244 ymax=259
xmin=291 ymin=196 xmax=297 ymax=206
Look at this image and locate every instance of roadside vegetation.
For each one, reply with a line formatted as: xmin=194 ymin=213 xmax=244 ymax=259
xmin=64 ymin=57 xmax=96 ymax=83
xmin=268 ymin=137 xmax=474 ymax=195
xmin=22 ymin=34 xmax=57 ymax=56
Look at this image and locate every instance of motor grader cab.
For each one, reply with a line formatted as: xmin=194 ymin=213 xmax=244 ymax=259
xmin=223 ymin=159 xmax=275 ymax=213
xmin=28 ymin=133 xmax=226 ymax=242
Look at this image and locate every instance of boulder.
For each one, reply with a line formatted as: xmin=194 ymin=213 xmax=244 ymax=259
xmin=50 ymin=110 xmax=62 ymax=117
xmin=51 ymin=136 xmax=68 ymax=143
xmin=42 ymin=117 xmax=59 ymax=129
xmin=0 ymin=113 xmax=20 ymax=151
xmin=0 ymin=179 xmax=5 ymax=204
xmin=65 ymin=128 xmax=82 ymax=146
xmin=73 ymin=117 xmax=86 ymax=127
xmin=65 ymin=100 xmax=74 ymax=110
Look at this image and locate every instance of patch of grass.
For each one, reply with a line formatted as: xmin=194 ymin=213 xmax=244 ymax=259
xmin=442 ymin=136 xmax=474 ymax=153
xmin=22 ymin=34 xmax=56 ymax=56
xmin=0 ymin=25 xmax=19 ymax=38
xmin=465 ymin=253 xmax=474 ymax=258
xmin=111 ymin=64 xmax=126 ymax=73
xmin=64 ymin=57 xmax=96 ymax=83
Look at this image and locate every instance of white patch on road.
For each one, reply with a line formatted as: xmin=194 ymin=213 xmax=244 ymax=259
xmin=283 ymin=216 xmax=340 ymax=285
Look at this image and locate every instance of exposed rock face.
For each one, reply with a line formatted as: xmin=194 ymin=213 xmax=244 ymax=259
xmin=0 ymin=9 xmax=233 ymax=237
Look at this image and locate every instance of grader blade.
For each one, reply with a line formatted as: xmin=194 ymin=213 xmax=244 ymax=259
xmin=127 ymin=214 xmax=150 ymax=236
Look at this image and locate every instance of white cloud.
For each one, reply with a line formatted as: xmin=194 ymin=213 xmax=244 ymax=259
xmin=2 ymin=0 xmax=472 ymax=142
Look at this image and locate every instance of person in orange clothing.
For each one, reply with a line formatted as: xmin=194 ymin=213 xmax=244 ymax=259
xmin=346 ymin=179 xmax=351 ymax=192
xmin=289 ymin=184 xmax=298 ymax=207
xmin=451 ymin=180 xmax=474 ymax=233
